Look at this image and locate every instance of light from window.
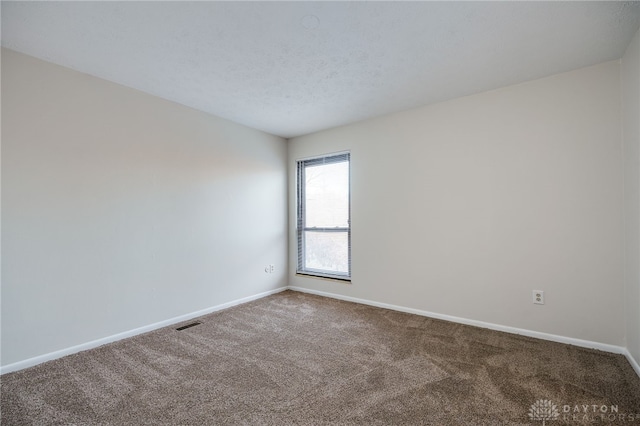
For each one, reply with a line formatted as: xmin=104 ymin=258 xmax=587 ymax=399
xmin=297 ymin=153 xmax=350 ymax=280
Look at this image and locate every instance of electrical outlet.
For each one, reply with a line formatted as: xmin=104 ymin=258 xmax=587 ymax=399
xmin=533 ymin=290 xmax=544 ymax=305
xmin=269 ymin=264 xmax=275 ymax=273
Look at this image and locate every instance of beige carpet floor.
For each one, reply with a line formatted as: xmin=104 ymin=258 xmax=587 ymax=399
xmin=1 ymin=290 xmax=639 ymax=425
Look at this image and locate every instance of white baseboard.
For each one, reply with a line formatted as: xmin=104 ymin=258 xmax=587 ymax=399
xmin=287 ymin=286 xmax=630 ymax=357
xmin=623 ymin=348 xmax=640 ymax=378
xmin=0 ymin=287 xmax=287 ymax=375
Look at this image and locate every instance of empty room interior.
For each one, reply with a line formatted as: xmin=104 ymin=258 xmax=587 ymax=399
xmin=2 ymin=1 xmax=640 ymax=424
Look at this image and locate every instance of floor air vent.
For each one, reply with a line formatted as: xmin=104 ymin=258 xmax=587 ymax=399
xmin=176 ymin=321 xmax=202 ymax=331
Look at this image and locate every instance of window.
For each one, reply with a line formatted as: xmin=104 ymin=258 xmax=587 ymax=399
xmin=297 ymin=152 xmax=351 ymax=280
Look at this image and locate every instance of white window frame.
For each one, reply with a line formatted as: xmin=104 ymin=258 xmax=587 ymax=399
xmin=296 ymin=152 xmax=351 ymax=281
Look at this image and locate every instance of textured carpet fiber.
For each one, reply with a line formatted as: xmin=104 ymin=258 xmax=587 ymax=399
xmin=2 ymin=290 xmax=640 ymax=425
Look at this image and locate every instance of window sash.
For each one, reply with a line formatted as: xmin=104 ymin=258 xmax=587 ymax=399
xmin=297 ymin=152 xmax=351 ymax=280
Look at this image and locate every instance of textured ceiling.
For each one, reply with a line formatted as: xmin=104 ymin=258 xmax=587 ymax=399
xmin=2 ymin=1 xmax=639 ymax=138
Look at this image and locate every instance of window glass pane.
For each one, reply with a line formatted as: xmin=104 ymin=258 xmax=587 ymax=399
xmin=305 ymin=161 xmax=349 ymax=228
xmin=304 ymin=231 xmax=349 ymax=274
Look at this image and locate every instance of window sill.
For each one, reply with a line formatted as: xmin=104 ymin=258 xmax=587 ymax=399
xmin=295 ymin=273 xmax=351 ymax=284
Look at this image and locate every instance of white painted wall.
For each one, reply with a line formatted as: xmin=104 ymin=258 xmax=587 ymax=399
xmin=622 ymin=28 xmax=640 ymax=369
xmin=1 ymin=49 xmax=288 ymax=366
xmin=289 ymin=61 xmax=625 ymax=346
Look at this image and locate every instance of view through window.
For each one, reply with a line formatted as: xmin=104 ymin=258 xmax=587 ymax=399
xmin=296 ymin=153 xmax=351 ymax=280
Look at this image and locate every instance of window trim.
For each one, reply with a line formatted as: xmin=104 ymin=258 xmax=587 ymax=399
xmin=296 ymin=152 xmax=351 ymax=281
